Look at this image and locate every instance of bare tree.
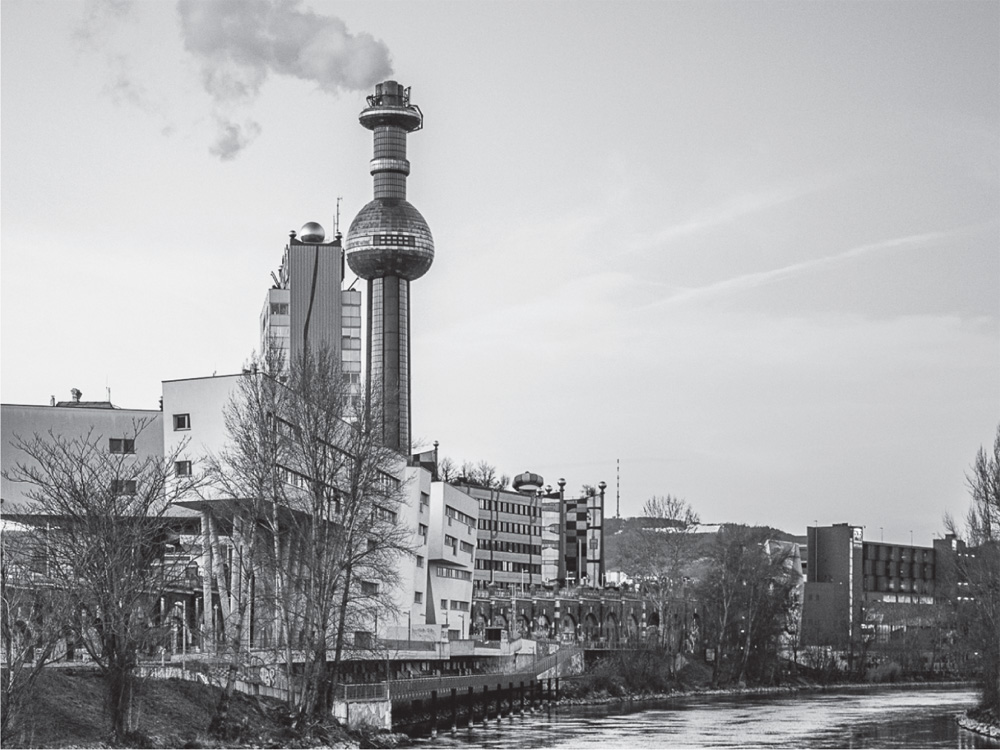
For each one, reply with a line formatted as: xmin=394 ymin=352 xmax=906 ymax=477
xmin=212 ymin=347 xmax=414 ymax=728
xmin=2 ymin=420 xmax=200 ymax=744
xmin=1 ymin=529 xmax=72 ymax=744
xmin=454 ymin=459 xmax=509 ymax=490
xmin=199 ymin=348 xmax=290 ymax=734
xmin=280 ymin=349 xmax=414 ymax=723
xmin=619 ymin=495 xmax=700 ymax=657
xmin=697 ymin=525 xmax=796 ymax=688
xmin=946 ymin=425 xmax=1000 ymax=717
xmin=437 ymin=457 xmax=458 ymax=483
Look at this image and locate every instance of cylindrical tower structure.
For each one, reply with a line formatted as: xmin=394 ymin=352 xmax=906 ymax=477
xmin=346 ymin=81 xmax=433 ymax=454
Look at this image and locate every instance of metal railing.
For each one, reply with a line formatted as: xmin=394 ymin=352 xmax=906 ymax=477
xmin=336 ymin=644 xmax=581 ymax=704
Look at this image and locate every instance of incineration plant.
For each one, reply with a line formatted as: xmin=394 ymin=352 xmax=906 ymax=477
xmin=346 ymin=80 xmax=434 ymax=455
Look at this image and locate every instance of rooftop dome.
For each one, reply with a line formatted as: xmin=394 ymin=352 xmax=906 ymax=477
xmin=299 ymin=222 xmax=326 ymax=243
xmin=513 ymin=471 xmax=544 ymax=494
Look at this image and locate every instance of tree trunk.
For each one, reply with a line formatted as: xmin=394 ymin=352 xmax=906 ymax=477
xmin=325 ymin=563 xmax=354 ymax=715
xmin=200 ymin=511 xmax=215 ymax=652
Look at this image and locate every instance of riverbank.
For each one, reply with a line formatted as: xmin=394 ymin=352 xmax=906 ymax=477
xmin=555 ymin=676 xmax=980 ymax=709
xmin=955 ymin=708 xmax=1000 ymax=741
xmin=2 ymin=667 xmax=409 ymax=749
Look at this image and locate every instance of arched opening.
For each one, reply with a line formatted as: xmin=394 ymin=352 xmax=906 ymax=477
xmin=583 ymin=612 xmax=599 ymax=640
xmin=560 ymin=613 xmax=577 ymax=639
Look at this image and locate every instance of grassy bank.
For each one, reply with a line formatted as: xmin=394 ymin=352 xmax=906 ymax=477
xmin=2 ymin=667 xmax=403 ymax=749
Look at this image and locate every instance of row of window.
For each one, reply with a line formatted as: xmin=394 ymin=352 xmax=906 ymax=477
xmin=477 ymin=539 xmax=541 ymax=556
xmin=478 ymin=519 xmax=541 ymax=536
xmin=475 ymin=559 xmax=541 ymax=574
xmin=445 ymin=505 xmax=476 ymax=527
xmin=478 ymin=498 xmax=540 ymax=517
xmin=372 ymin=233 xmax=417 ymax=247
xmin=436 ymin=567 xmax=472 ymax=581
xmin=442 ymin=599 xmax=469 ymax=612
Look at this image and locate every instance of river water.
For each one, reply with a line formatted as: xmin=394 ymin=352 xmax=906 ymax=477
xmin=414 ymin=686 xmax=998 ymax=748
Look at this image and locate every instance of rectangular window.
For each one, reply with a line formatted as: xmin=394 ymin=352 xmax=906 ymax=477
xmin=109 ymin=438 xmax=135 ymax=454
xmin=173 ymin=413 xmax=191 ymax=430
xmin=174 ymin=460 xmax=192 ymax=477
xmin=441 ymin=599 xmax=448 ymax=611
xmin=270 ymin=302 xmax=289 ymax=315
xmin=111 ymin=479 xmax=137 ymax=495
xmin=416 ymin=555 xmax=425 ymax=568
xmin=414 ymin=592 xmax=423 ymax=604
xmin=361 ymin=581 xmax=379 ymax=596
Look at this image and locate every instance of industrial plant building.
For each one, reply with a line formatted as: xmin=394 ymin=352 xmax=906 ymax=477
xmin=800 ymin=523 xmax=971 ymax=650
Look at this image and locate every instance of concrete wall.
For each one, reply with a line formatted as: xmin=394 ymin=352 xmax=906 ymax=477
xmin=161 ymin=374 xmax=241 ymax=498
xmin=2 ymin=403 xmax=164 ymax=512
xmin=427 ymin=482 xmax=478 ymax=634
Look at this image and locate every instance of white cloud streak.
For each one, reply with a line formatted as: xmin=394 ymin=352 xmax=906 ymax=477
xmin=649 ymin=230 xmax=949 ymax=309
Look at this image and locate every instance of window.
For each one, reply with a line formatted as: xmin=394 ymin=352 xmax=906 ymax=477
xmin=441 ymin=599 xmax=448 ymax=611
xmin=361 ymin=581 xmax=379 ymax=596
xmin=368 ymin=538 xmax=377 ymax=552
xmin=416 ymin=555 xmax=425 ymax=568
xmin=173 ymin=413 xmax=191 ymax=431
xmin=414 ymin=592 xmax=423 ymax=604
xmin=109 ymin=438 xmax=135 ymax=454
xmin=111 ymin=479 xmax=137 ymax=495
xmin=270 ymin=302 xmax=289 ymax=315
xmin=436 ymin=567 xmax=472 ymax=581
xmin=418 ymin=524 xmax=428 ymax=542
xmin=175 ymin=460 xmax=192 ymax=477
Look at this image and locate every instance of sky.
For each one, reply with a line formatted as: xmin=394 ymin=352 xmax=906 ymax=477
xmin=2 ymin=0 xmax=998 ymax=545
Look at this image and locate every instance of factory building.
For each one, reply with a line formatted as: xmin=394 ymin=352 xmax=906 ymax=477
xmin=451 ymin=472 xmax=607 ymax=593
xmin=800 ymin=523 xmax=970 ymax=649
xmin=259 ymin=224 xmax=363 ymax=394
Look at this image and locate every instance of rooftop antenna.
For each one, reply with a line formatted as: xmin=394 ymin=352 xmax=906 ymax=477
xmin=616 ymin=458 xmax=620 ymax=519
xmin=334 ymin=196 xmax=343 ymax=240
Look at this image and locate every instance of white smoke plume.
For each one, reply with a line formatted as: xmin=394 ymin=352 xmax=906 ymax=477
xmin=177 ymin=0 xmax=393 ymax=160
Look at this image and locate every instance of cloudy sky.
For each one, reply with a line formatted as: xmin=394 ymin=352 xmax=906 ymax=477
xmin=2 ymin=0 xmax=997 ymax=544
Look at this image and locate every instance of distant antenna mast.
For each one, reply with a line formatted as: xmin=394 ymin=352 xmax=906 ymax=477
xmin=334 ymin=196 xmax=343 ymax=239
xmin=616 ymin=458 xmax=620 ymax=518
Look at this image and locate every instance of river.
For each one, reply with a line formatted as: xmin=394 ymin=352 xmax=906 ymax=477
xmin=413 ymin=686 xmax=998 ymax=748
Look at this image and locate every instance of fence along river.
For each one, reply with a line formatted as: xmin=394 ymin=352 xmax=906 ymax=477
xmin=411 ymin=685 xmax=998 ymax=748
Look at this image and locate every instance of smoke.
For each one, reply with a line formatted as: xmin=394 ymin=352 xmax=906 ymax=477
xmin=210 ymin=117 xmax=263 ymax=161
xmin=177 ymin=0 xmax=393 ymax=160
